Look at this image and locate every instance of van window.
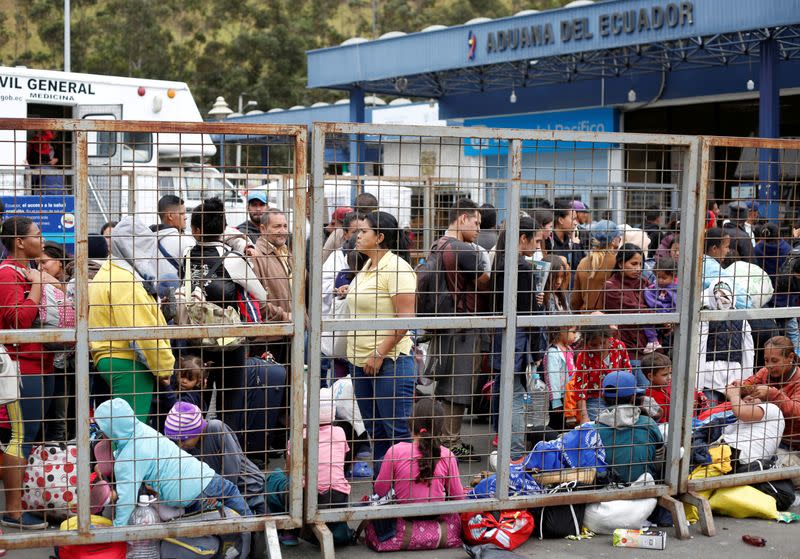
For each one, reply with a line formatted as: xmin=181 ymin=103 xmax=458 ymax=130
xmin=123 ymin=132 xmax=153 ymax=162
xmin=184 ymin=175 xmax=241 ymax=204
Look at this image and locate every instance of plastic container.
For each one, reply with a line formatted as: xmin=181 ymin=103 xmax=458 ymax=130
xmin=525 ymin=374 xmax=550 ymax=428
xmin=126 ymin=495 xmax=160 ymax=559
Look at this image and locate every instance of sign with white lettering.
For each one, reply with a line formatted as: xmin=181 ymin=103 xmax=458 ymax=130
xmin=478 ymin=2 xmax=694 ymax=57
xmin=462 ymin=107 xmax=618 ymax=156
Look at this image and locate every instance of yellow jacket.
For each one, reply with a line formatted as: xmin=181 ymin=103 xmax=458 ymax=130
xmin=88 ymin=260 xmax=175 ymax=378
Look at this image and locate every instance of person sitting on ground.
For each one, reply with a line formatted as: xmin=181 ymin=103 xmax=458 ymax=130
xmin=265 ymin=388 xmax=351 ymax=546
xmin=593 ymin=371 xmax=664 ymax=484
xmin=164 ymin=401 xmax=268 ymax=515
xmin=723 ymin=382 xmax=785 ymax=470
xmin=741 ymin=336 xmax=800 ymax=453
xmin=94 ymin=398 xmax=251 ymax=527
xmin=374 ymin=398 xmax=465 ymax=504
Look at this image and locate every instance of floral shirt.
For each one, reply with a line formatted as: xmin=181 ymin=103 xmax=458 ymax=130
xmin=574 ymin=337 xmax=631 ymax=400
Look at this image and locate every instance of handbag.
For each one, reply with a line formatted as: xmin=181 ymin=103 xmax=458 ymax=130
xmin=360 ymin=513 xmax=462 ymax=552
xmin=461 ymin=510 xmax=534 ymax=550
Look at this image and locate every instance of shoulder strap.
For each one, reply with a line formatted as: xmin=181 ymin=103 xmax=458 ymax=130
xmin=0 ymin=264 xmax=26 ymax=278
xmin=157 ymin=239 xmax=181 ymax=272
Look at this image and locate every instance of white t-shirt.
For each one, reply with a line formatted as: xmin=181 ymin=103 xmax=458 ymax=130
xmin=722 ymin=402 xmax=785 ymax=464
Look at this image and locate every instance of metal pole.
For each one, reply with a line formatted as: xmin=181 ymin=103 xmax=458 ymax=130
xmin=64 ymin=0 xmax=71 ymax=72
xmin=73 ymin=130 xmax=90 ymax=533
xmin=305 ymin=124 xmax=327 ymax=521
xmin=758 ymin=38 xmax=780 ymax=223
xmin=672 ymin=138 xmax=707 ymax=494
xmin=289 ymin=128 xmax=308 ymax=525
xmin=495 ymin=139 xmax=522 ymax=499
xmin=236 ymin=95 xmax=243 ymax=173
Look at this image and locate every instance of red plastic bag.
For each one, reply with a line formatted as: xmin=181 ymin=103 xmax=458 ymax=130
xmin=461 ymin=510 xmax=534 ymax=550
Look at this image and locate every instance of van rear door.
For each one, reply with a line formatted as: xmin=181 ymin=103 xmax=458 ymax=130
xmin=75 ymin=104 xmax=123 ymax=234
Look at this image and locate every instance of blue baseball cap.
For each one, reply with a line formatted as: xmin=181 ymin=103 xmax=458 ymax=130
xmin=247 ymin=191 xmax=268 ymax=204
xmin=745 ymin=200 xmax=760 ymax=212
xmin=602 ymin=371 xmax=645 ymax=399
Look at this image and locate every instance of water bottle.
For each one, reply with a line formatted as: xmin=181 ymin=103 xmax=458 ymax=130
xmin=127 ymin=495 xmax=160 ymax=559
xmin=525 ymin=373 xmax=550 ymax=429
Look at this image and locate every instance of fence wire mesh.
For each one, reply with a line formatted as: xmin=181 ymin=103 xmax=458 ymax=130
xmin=1 ymin=118 xmax=800 ymax=552
xmin=306 ymin=122 xmax=703 ymax=525
xmin=0 ymin=118 xmax=307 ymax=550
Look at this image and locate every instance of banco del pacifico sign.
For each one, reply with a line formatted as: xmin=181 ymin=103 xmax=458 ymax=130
xmin=484 ymin=1 xmax=694 ymax=54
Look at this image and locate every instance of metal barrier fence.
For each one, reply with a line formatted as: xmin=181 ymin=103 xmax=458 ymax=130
xmin=306 ymin=122 xmax=702 ymax=544
xmin=0 ymin=118 xmax=307 ymax=555
xmin=681 ymin=136 xmax=800 ymax=498
xmin=0 ymin=118 xmax=799 ymax=557
xmin=306 ymin=122 xmax=800 ymax=555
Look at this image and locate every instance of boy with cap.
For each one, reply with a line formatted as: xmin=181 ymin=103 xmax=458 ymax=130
xmin=593 ymin=371 xmax=664 ymax=483
xmin=164 ymin=401 xmax=268 ymax=515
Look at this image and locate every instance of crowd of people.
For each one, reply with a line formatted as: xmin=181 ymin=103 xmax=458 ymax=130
xmin=0 ymin=190 xmax=798 ymax=550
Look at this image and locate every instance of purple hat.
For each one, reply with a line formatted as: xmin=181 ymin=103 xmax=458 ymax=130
xmin=571 ymin=200 xmax=590 ymax=212
xmin=164 ymin=402 xmax=207 ymax=440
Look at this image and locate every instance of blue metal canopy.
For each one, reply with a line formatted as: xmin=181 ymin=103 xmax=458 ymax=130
xmin=307 ymin=0 xmax=800 ymax=98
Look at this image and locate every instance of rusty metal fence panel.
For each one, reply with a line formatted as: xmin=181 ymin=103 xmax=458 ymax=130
xmin=306 ymin=122 xmax=703 ymax=532
xmin=0 ymin=118 xmax=306 ymax=551
xmin=681 ymin=136 xmax=800 ymax=496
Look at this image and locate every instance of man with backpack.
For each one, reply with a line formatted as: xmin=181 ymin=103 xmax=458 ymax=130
xmin=420 ymin=197 xmax=489 ymax=462
xmin=152 ymin=195 xmax=195 ymax=279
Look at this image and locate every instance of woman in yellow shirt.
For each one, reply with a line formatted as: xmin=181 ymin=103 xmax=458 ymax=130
xmin=342 ymin=211 xmax=416 ymax=471
xmin=88 ymin=217 xmax=175 ymax=421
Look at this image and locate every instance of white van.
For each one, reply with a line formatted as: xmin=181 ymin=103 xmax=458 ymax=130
xmin=0 ymin=66 xmax=246 ymax=241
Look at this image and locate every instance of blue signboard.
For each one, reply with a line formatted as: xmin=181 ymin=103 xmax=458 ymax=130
xmin=462 ymin=107 xmax=618 ymax=156
xmin=1 ymin=196 xmax=75 ymax=251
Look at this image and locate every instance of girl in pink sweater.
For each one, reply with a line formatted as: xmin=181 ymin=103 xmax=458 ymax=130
xmin=374 ymin=399 xmax=465 ymax=503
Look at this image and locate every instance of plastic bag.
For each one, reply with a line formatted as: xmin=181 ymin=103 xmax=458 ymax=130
xmin=582 ymin=473 xmax=658 ymax=534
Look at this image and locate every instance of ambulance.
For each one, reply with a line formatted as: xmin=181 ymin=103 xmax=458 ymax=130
xmin=0 ymin=66 xmax=246 ymax=243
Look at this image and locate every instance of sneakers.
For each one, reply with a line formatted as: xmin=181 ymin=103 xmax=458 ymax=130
xmin=0 ymin=513 xmax=48 ymax=530
xmin=279 ymin=531 xmax=299 ymax=546
xmin=449 ymin=443 xmax=480 ymax=462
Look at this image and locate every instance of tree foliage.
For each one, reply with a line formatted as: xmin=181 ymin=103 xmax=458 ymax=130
xmin=0 ymin=0 xmax=566 ymax=113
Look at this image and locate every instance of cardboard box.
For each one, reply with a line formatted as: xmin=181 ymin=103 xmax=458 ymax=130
xmin=612 ymin=529 xmax=667 ymax=550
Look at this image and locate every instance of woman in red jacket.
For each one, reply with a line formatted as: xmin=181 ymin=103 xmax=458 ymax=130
xmin=603 ymin=243 xmax=659 ymax=389
xmin=0 ymin=217 xmax=53 ymax=529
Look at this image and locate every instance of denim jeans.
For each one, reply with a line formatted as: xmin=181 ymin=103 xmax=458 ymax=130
xmin=491 ymin=373 xmax=527 ymax=461
xmin=189 ymin=474 xmax=251 ymax=518
xmin=351 ymin=355 xmax=415 ymax=474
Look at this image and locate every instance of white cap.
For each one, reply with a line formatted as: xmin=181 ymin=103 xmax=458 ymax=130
xmin=138 ymin=495 xmax=151 ymax=505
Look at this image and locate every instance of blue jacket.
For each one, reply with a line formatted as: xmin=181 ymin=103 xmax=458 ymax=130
xmin=94 ymin=398 xmax=215 ymax=527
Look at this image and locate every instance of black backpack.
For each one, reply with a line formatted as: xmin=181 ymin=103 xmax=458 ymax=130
xmin=416 ymin=238 xmax=457 ymax=316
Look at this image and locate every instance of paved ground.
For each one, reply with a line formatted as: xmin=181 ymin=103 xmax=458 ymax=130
xmin=2 ymin=514 xmax=797 ymax=559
